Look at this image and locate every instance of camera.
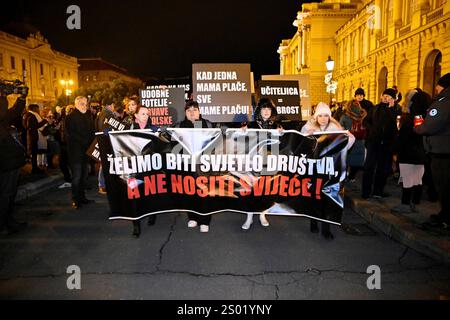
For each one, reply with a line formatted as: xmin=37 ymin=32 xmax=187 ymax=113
xmin=0 ymin=79 xmax=29 ymax=96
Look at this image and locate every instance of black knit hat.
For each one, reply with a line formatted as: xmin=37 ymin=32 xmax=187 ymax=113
xmin=383 ymin=88 xmax=397 ymax=99
xmin=355 ymin=88 xmax=365 ymax=97
xmin=437 ymin=73 xmax=450 ymax=89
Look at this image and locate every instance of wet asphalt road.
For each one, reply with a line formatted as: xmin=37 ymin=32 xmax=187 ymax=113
xmin=1 ymin=178 xmax=449 ymax=299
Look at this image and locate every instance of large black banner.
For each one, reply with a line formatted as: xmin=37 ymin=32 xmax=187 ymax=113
xmin=98 ymin=129 xmax=349 ymax=225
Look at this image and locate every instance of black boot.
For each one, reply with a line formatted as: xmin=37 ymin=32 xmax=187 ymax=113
xmin=310 ymin=220 xmax=319 ymax=233
xmin=132 ymin=221 xmax=141 ymax=238
xmin=321 ymin=223 xmax=334 ymax=240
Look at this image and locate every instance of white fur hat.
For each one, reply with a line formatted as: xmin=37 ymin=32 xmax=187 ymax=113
xmin=313 ymin=102 xmax=332 ymax=119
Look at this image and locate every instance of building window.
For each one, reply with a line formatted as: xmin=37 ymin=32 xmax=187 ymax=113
xmin=11 ymin=56 xmax=16 ymax=70
xmin=93 ymin=75 xmax=97 ymax=81
xmin=40 ymin=64 xmax=44 ymax=76
xmin=86 ymin=75 xmax=90 ymax=82
xmin=68 ymin=71 xmax=71 ymax=77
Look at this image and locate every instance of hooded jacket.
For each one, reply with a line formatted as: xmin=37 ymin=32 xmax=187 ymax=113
xmin=414 ymin=87 xmax=450 ymax=155
xmin=248 ymin=103 xmax=279 ymax=129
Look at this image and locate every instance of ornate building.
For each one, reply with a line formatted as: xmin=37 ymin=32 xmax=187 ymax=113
xmin=278 ymin=0 xmax=450 ymax=104
xmin=0 ymin=31 xmax=78 ymax=107
xmin=78 ymin=58 xmax=143 ymax=89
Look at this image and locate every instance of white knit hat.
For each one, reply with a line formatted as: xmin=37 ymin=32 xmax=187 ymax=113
xmin=313 ymin=102 xmax=332 ymax=119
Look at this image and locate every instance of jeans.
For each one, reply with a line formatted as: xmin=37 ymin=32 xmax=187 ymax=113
xmin=98 ymin=165 xmax=105 ymax=188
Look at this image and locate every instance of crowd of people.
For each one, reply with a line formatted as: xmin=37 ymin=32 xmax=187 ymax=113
xmin=1 ymin=73 xmax=449 ymax=240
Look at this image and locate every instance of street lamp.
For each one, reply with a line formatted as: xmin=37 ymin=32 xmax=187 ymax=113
xmin=60 ymin=79 xmax=74 ymax=105
xmin=324 ymin=56 xmax=336 ymax=105
xmin=325 ymin=55 xmax=335 ymax=72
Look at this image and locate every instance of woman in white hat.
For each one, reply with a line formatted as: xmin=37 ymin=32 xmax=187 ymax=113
xmin=301 ymin=102 xmax=354 ymax=239
xmin=301 ymin=102 xmax=343 ymax=134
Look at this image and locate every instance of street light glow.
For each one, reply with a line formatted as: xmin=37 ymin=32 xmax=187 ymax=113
xmin=325 ymin=55 xmax=335 ymax=71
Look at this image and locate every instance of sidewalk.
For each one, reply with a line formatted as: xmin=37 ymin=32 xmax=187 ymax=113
xmin=16 ymin=164 xmax=64 ymax=203
xmin=345 ymin=173 xmax=450 ymax=265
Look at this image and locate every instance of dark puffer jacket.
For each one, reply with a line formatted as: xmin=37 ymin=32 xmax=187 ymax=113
xmin=249 ymin=102 xmax=279 ymax=129
xmin=0 ymin=96 xmax=27 ymax=173
xmin=414 ymin=87 xmax=450 ymax=155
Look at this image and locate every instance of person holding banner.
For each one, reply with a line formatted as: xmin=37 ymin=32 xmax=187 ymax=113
xmin=301 ymin=102 xmax=354 ymax=239
xmin=128 ymin=105 xmax=159 ymax=237
xmin=174 ymin=100 xmax=213 ymax=232
xmin=95 ymin=99 xmax=116 ymax=195
xmin=241 ymin=98 xmax=281 ymax=230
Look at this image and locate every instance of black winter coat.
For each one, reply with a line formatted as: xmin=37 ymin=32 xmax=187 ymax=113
xmin=247 ymin=119 xmax=279 ymax=129
xmin=414 ymin=87 xmax=450 ymax=155
xmin=364 ymin=102 xmax=400 ymax=145
xmin=396 ymin=114 xmax=425 ymax=164
xmin=25 ymin=112 xmax=48 ymax=151
xmin=64 ymin=108 xmax=95 ymax=163
xmin=0 ymin=96 xmax=27 ymax=173
xmin=175 ymin=117 xmax=213 ymax=129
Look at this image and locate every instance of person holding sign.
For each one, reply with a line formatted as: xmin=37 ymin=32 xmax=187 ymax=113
xmin=301 ymin=102 xmax=354 ymax=240
xmin=128 ymin=105 xmax=158 ymax=131
xmin=174 ymin=100 xmax=213 ymax=233
xmin=122 ymin=95 xmax=139 ymax=127
xmin=129 ymin=105 xmax=160 ymax=237
xmin=241 ymin=98 xmax=281 ymax=230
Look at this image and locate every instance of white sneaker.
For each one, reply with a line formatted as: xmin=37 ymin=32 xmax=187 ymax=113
xmin=187 ymin=220 xmax=198 ymax=228
xmin=58 ymin=182 xmax=72 ymax=189
xmin=242 ymin=218 xmax=253 ymax=230
xmin=259 ymin=214 xmax=269 ymax=227
xmin=200 ymin=225 xmax=209 ymax=233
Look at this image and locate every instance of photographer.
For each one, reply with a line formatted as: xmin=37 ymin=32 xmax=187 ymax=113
xmin=0 ymin=85 xmax=28 ymax=235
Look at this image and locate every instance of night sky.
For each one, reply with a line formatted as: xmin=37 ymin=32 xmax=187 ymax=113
xmin=1 ymin=0 xmax=314 ymax=81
